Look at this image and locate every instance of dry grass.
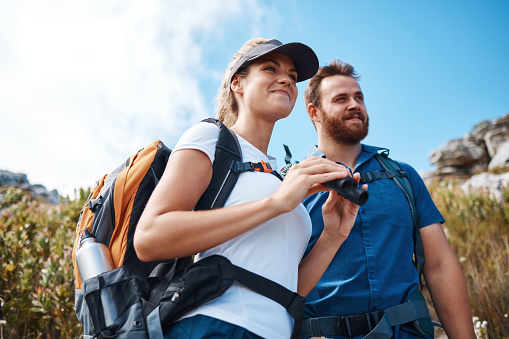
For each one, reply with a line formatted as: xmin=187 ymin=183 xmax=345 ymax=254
xmin=428 ymin=181 xmax=509 ymax=338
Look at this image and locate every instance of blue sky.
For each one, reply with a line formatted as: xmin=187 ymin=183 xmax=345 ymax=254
xmin=1 ymin=1 xmax=508 ymax=197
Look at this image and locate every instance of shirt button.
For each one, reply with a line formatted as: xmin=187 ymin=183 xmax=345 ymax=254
xmin=365 ymin=241 xmax=371 ymax=246
xmin=370 ymin=274 xmax=375 ymax=279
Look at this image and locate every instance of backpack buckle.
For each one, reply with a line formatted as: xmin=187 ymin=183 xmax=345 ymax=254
xmin=362 ymin=172 xmax=374 ymax=183
xmin=88 ymin=196 xmax=103 ymax=213
xmin=230 ymin=161 xmax=275 ymax=174
xmin=230 ymin=161 xmax=253 ymax=174
xmin=337 ymin=310 xmax=384 ymax=337
xmin=251 ymin=160 xmax=273 ymax=173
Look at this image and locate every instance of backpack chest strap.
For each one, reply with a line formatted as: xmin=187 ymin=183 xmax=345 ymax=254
xmin=360 ymin=169 xmax=408 ymax=184
xmin=231 ymin=160 xmax=284 ymax=180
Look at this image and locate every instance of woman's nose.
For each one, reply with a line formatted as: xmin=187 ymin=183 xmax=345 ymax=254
xmin=278 ymin=74 xmax=292 ymax=85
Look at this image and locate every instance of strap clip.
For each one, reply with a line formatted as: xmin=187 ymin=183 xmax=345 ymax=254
xmin=339 ymin=316 xmax=353 ymax=337
xmin=230 ymin=161 xmax=252 ymax=174
xmin=230 ymin=160 xmax=273 ymax=174
xmin=251 ymin=160 xmax=273 ymax=172
xmin=88 ymin=196 xmax=103 ymax=213
xmin=362 ymin=171 xmax=374 ymax=183
xmin=337 ymin=311 xmax=384 ymax=337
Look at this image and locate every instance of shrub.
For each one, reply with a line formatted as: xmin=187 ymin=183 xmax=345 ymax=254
xmin=429 ymin=181 xmax=509 ymax=338
xmin=0 ymin=187 xmax=88 ymax=338
xmin=0 ymin=180 xmax=508 ymax=338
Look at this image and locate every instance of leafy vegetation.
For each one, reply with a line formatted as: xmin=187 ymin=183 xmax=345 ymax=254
xmin=0 ymin=180 xmax=508 ymax=338
xmin=0 ymin=187 xmax=88 ymax=338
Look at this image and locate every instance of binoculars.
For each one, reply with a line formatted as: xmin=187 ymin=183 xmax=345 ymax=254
xmin=324 ymin=176 xmax=369 ymax=206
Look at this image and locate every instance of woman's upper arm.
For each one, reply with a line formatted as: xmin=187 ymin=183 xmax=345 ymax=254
xmin=142 ymin=148 xmax=213 ymax=218
xmin=133 ymin=148 xmax=212 ymax=260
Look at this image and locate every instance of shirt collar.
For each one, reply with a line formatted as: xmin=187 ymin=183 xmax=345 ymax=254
xmin=305 ymin=144 xmax=390 ymax=170
xmin=305 ymin=145 xmax=325 ymax=158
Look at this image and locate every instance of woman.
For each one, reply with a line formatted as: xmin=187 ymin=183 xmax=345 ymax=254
xmin=134 ymin=38 xmax=365 ymax=339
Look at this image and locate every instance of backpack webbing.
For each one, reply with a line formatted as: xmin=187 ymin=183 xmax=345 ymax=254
xmin=299 ymin=149 xmax=434 ymax=339
xmin=77 ymin=119 xmax=303 ymax=339
xmin=145 ymin=120 xmax=303 ymax=338
xmin=195 ymin=118 xmax=243 ymax=210
xmin=361 ymin=150 xmax=425 ymax=289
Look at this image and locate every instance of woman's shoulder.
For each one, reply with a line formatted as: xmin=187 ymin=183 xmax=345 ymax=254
xmin=180 ymin=120 xmax=221 ymax=141
xmin=173 ymin=120 xmax=222 ymax=163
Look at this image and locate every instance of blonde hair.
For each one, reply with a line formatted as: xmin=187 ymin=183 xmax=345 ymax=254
xmin=215 ymin=38 xmax=270 ymax=127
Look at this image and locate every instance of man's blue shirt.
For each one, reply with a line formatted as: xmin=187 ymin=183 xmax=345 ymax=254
xmin=303 ymin=144 xmax=445 ymax=323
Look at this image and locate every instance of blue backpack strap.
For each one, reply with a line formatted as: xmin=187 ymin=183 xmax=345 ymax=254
xmin=299 ymin=152 xmax=436 ymax=339
xmin=373 ymin=151 xmax=425 ymax=290
xmin=364 ymin=290 xmax=433 ymax=339
xmin=373 ymin=152 xmax=436 ymax=336
xmin=299 ymin=291 xmax=433 ymax=338
xmin=194 ymin=118 xmax=242 ymax=210
xmin=146 ymin=306 xmax=164 ymax=339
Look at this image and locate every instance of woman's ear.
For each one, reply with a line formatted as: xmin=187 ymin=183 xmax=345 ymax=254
xmin=230 ymin=74 xmax=243 ymax=94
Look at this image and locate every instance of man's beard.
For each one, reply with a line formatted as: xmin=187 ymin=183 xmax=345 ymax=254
xmin=322 ymin=111 xmax=369 ymax=145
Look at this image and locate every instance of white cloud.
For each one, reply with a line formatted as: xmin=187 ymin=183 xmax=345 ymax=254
xmin=0 ymin=0 xmax=267 ymax=197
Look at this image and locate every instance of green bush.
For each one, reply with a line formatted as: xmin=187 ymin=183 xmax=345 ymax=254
xmin=0 ymin=187 xmax=88 ymax=338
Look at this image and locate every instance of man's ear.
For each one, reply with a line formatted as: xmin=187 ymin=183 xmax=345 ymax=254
xmin=307 ymin=103 xmax=321 ymax=125
xmin=230 ymin=74 xmax=243 ymax=94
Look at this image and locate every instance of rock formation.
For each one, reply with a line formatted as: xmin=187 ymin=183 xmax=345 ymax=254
xmin=0 ymin=169 xmax=60 ymax=204
xmin=426 ymin=113 xmax=509 ymax=201
xmin=428 ymin=113 xmax=509 ymax=178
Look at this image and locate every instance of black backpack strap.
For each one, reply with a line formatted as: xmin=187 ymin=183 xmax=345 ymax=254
xmin=147 ymin=257 xmax=193 ymax=307
xmin=148 ymin=120 xmax=300 ymax=337
xmin=195 ymin=118 xmax=242 ymax=210
xmin=219 ymin=260 xmax=304 ymax=339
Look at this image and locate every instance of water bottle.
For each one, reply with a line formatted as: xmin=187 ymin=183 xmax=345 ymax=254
xmin=76 ymin=229 xmax=114 ymax=281
xmin=76 ymin=229 xmax=118 ymax=324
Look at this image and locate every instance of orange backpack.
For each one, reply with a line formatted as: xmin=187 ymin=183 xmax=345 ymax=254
xmin=72 ymin=140 xmax=170 ymax=290
xmin=73 ymin=118 xmax=304 ymax=339
xmin=73 ymin=118 xmax=242 ymax=337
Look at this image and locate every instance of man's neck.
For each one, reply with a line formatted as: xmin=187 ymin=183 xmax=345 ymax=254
xmin=317 ymin=136 xmax=362 ymax=170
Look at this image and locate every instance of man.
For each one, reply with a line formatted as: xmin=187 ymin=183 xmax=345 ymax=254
xmin=300 ymin=60 xmax=475 ymax=338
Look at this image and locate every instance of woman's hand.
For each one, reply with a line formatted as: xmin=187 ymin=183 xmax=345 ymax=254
xmin=321 ymin=172 xmax=367 ymax=245
xmin=269 ymin=157 xmax=352 ymax=214
xmin=297 ymin=172 xmax=367 ymax=296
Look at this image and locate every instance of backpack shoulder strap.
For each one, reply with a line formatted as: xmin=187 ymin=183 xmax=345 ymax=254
xmin=195 ymin=118 xmax=283 ymax=209
xmin=195 ymin=118 xmax=242 ymax=210
xmin=373 ymin=151 xmax=426 ymax=289
xmin=374 ymin=152 xmax=416 ymax=224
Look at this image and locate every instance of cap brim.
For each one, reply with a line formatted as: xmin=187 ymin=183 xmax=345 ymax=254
xmin=228 ymin=39 xmax=319 ymax=86
xmin=266 ymin=42 xmax=319 ymax=83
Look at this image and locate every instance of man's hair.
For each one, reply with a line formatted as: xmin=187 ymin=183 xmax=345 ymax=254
xmin=304 ymin=60 xmax=359 ymax=109
xmin=215 ymin=38 xmax=270 ymax=127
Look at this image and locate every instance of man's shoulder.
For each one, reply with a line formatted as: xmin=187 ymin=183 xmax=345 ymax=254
xmin=361 ymin=144 xmax=416 ymax=170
